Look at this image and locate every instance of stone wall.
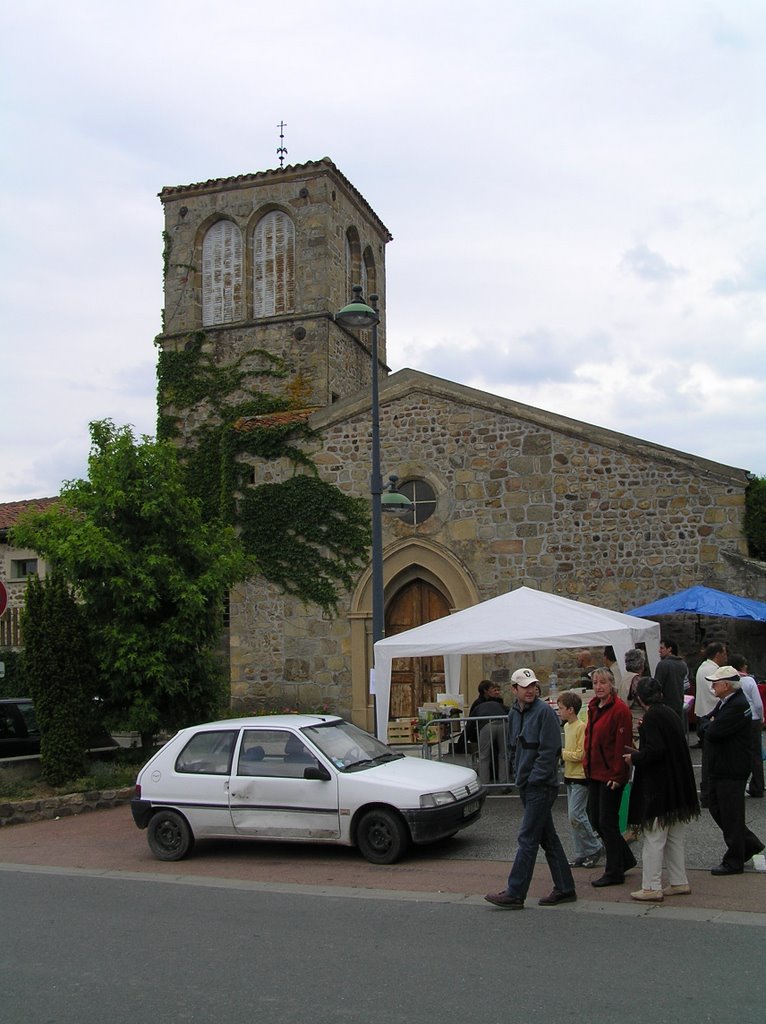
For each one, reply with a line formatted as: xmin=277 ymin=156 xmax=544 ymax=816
xmin=0 ymin=787 xmax=133 ymax=827
xmin=228 ymin=369 xmax=763 ymax=719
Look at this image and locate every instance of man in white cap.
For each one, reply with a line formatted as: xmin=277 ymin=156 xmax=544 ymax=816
xmin=485 ymin=668 xmax=576 ymax=909
xmin=704 ymin=665 xmax=765 ymax=875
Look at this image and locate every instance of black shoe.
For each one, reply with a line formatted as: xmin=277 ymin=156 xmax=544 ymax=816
xmin=484 ymin=890 xmax=524 ymax=909
xmin=710 ymin=863 xmax=744 ymax=876
xmin=538 ymin=889 xmax=577 ymax=906
xmin=747 ymin=792 xmax=764 ymax=799
xmin=623 ymin=852 xmax=638 ymax=871
xmin=745 ymin=842 xmax=765 ymax=860
xmin=591 ymin=874 xmax=624 ymax=888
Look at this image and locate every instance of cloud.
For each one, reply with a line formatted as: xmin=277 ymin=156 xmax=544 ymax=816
xmin=712 ymin=253 xmax=766 ymax=295
xmin=2 ymin=0 xmax=766 ymax=503
xmin=620 ymin=244 xmax=686 ymax=283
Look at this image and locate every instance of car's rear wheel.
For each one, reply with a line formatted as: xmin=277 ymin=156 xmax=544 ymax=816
xmin=147 ymin=809 xmax=194 ymax=861
xmin=356 ymin=808 xmax=409 ymax=864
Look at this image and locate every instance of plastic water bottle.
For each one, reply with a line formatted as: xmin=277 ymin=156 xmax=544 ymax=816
xmin=548 ymin=672 xmax=558 ymax=700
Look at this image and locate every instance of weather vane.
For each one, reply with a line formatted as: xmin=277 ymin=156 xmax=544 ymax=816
xmin=277 ymin=121 xmax=287 ymax=167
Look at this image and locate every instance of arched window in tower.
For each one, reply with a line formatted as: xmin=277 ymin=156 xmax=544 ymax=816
xmin=253 ymin=210 xmax=295 ymax=318
xmin=344 ymin=227 xmax=362 ymax=299
xmin=362 ymin=246 xmax=376 ymax=300
xmin=201 ymin=220 xmax=243 ymax=326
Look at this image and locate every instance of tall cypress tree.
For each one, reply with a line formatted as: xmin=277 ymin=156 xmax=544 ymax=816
xmin=21 ymin=572 xmax=94 ymax=785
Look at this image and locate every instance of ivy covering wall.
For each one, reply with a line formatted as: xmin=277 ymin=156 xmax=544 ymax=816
xmin=156 ymin=332 xmax=371 ymax=613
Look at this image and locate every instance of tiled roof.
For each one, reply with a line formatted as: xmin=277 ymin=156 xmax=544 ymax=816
xmin=0 ymin=498 xmax=59 ymax=530
xmin=158 ymin=157 xmax=393 ymax=241
xmin=233 ymin=409 xmax=318 ymax=433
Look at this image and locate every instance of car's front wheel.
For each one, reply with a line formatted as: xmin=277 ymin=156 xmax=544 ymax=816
xmin=356 ymin=808 xmax=409 ymax=864
xmin=147 ymin=809 xmax=194 ymax=861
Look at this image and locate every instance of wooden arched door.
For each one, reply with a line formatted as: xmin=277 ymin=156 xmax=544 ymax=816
xmin=386 ymin=580 xmax=451 ymax=719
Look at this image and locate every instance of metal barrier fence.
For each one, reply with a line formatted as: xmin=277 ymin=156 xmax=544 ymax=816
xmin=417 ymin=714 xmax=512 ymax=790
xmin=0 ymin=606 xmax=22 ymax=648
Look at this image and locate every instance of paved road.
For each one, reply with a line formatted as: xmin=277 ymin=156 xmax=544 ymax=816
xmin=1 ymin=867 xmax=765 ymax=1024
xmin=1 ymin=771 xmax=765 ymax=1024
xmin=1 ymin=791 xmax=763 ymax=922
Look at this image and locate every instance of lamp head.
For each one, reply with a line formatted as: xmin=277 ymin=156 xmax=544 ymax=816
xmin=335 ymin=284 xmax=380 ymax=329
xmin=381 ymin=475 xmax=413 ymax=517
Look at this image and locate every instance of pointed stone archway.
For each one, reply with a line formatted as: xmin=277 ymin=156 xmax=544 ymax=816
xmin=348 ymin=538 xmax=480 ymax=731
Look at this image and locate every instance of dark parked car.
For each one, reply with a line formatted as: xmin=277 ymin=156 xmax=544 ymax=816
xmin=0 ymin=698 xmax=118 ymax=759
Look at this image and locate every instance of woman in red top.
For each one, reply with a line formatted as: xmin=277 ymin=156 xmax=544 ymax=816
xmin=584 ymin=667 xmax=637 ymax=887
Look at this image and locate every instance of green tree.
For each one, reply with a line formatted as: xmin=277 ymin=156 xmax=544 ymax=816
xmin=21 ymin=572 xmax=93 ymax=784
xmin=12 ymin=420 xmax=252 ymax=750
xmin=745 ymin=476 xmax=766 ymax=559
xmin=0 ymin=649 xmax=25 ymax=699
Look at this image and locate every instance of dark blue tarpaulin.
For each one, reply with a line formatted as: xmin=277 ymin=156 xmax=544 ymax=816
xmin=628 ymin=585 xmax=766 ymax=622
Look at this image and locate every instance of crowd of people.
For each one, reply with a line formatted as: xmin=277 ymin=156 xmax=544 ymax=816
xmin=483 ymin=641 xmax=764 ymax=910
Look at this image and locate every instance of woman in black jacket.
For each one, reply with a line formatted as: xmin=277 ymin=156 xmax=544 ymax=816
xmin=623 ymin=677 xmax=700 ymax=902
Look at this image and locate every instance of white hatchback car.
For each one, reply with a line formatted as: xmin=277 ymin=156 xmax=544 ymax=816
xmin=132 ymin=714 xmax=485 ymax=864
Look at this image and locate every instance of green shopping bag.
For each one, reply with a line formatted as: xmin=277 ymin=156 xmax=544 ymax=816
xmin=619 ymin=781 xmax=632 ymax=833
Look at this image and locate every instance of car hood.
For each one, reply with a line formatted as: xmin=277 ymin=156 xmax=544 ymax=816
xmin=344 ymin=755 xmax=478 ymax=794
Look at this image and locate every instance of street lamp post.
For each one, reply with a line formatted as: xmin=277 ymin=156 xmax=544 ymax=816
xmin=335 ymin=286 xmax=411 ymax=733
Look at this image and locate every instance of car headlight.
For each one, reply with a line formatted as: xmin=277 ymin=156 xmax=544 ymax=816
xmin=419 ymin=790 xmax=457 ymax=808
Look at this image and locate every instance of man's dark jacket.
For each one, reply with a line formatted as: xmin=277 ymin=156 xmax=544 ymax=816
xmin=705 ymin=689 xmax=753 ymax=780
xmin=654 ymin=655 xmax=688 ymax=718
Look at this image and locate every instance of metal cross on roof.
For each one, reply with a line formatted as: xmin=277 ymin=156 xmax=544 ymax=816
xmin=277 ymin=121 xmax=288 ymax=167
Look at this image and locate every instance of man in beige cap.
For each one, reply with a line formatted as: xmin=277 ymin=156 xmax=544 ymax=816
xmin=485 ymin=668 xmax=576 ymax=909
xmin=704 ymin=665 xmax=765 ymax=875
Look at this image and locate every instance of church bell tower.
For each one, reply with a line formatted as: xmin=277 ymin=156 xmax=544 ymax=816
xmin=157 ymin=157 xmax=393 ymax=409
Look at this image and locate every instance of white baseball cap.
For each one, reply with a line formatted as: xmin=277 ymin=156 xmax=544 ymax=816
xmin=511 ymin=668 xmax=539 ymax=687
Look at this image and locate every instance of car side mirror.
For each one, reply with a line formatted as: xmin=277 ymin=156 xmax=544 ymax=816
xmin=304 ymin=764 xmax=331 ymax=781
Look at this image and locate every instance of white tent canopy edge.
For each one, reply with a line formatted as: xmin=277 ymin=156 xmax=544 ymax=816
xmin=372 ymin=586 xmax=661 ymax=741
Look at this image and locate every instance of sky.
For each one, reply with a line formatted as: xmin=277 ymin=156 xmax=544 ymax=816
xmin=1 ymin=0 xmax=764 ymax=502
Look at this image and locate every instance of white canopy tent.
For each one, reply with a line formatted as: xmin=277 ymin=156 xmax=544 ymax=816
xmin=373 ymin=586 xmax=661 ymax=740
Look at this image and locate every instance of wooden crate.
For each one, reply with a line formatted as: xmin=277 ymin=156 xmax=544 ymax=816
xmin=387 ymin=719 xmax=416 ymax=744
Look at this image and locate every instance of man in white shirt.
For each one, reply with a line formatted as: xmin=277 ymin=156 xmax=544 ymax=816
xmin=695 ymin=642 xmax=727 ymax=807
xmin=695 ymin=642 xmax=728 ymax=719
xmin=730 ymin=653 xmax=764 ymax=799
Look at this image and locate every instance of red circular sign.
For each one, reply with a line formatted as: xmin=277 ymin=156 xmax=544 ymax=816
xmin=0 ymin=581 xmax=7 ymax=618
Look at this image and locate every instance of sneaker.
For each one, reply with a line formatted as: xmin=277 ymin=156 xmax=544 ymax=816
xmin=568 ymin=858 xmax=586 ymax=867
xmin=484 ymin=890 xmax=524 ymax=909
xmin=580 ymin=852 xmax=602 ymax=869
xmin=662 ymin=884 xmax=691 ymax=896
xmin=631 ymin=889 xmax=664 ymax=902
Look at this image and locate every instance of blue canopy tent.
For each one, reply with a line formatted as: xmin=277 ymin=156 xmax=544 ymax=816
xmin=627 ymin=586 xmax=766 ymax=622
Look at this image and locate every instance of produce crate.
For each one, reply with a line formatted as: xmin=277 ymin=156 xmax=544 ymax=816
xmin=416 ymin=720 xmax=444 ymax=744
xmin=387 ymin=719 xmax=416 ymax=744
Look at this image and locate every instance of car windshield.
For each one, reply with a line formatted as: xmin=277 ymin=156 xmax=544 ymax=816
xmin=301 ymin=720 xmax=404 ymax=772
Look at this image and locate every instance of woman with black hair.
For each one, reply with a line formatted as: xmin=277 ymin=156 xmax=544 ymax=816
xmin=623 ymin=677 xmax=700 ymax=902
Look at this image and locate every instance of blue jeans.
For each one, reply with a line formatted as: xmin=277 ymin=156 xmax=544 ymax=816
xmin=506 ymin=783 xmax=575 ymax=900
xmin=566 ymin=781 xmax=602 ymax=860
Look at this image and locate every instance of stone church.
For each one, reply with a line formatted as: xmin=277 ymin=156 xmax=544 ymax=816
xmin=155 ymin=157 xmax=762 ymax=731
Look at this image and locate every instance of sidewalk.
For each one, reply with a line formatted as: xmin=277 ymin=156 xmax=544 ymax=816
xmin=0 ymin=805 xmax=763 ymax=920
